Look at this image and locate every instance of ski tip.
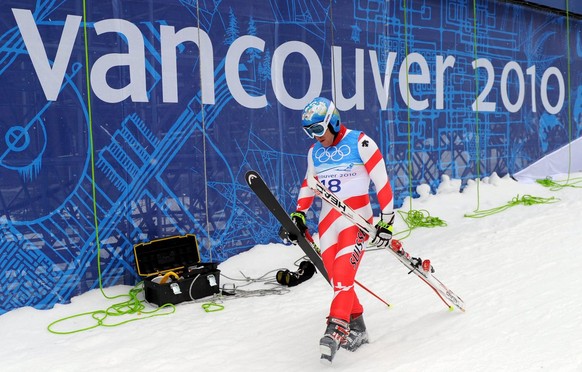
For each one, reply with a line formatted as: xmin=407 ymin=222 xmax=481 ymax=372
xmin=245 ymin=170 xmax=259 ymax=185
xmin=448 ymin=305 xmax=467 ymax=313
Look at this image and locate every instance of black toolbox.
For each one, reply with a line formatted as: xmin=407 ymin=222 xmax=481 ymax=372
xmin=133 ymin=234 xmax=220 ymax=306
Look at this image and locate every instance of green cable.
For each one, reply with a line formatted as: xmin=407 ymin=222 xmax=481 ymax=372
xmin=538 ymin=0 xmax=576 ymax=190
xmin=47 ymin=1 xmax=176 ymax=333
xmin=464 ymin=1 xmax=559 ymax=219
xmin=472 ymin=0 xmax=482 ymax=212
xmin=47 ymin=283 xmax=177 ymax=335
xmin=201 ymin=302 xmax=225 ymax=312
xmin=566 ymin=0 xmax=572 ymax=184
xmin=464 ymin=194 xmax=559 ymax=218
xmin=536 ymin=176 xmax=582 ymax=191
xmin=81 ymin=0 xmax=116 ymax=301
xmin=397 ymin=1 xmax=446 ymax=240
xmin=81 ymin=0 xmax=103 ymax=296
xmin=403 ymin=0 xmax=412 ymax=204
xmin=534 ymin=3 xmax=579 ymax=191
xmin=393 ymin=209 xmax=447 ymax=240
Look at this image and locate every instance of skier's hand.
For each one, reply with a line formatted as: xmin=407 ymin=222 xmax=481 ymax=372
xmin=290 ymin=211 xmax=308 ymax=232
xmin=279 ymin=211 xmax=308 ymax=245
xmin=370 ymin=212 xmax=394 ymax=248
xmin=288 ymin=211 xmax=308 ymax=243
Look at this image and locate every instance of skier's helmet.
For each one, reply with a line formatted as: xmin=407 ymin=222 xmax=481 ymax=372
xmin=301 ymin=97 xmax=341 ymax=138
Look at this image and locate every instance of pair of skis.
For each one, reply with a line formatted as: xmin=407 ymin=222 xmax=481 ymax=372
xmin=245 ymin=170 xmax=391 ymax=308
xmin=246 ymin=170 xmax=465 ymax=312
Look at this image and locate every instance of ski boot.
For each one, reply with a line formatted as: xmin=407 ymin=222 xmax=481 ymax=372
xmin=319 ymin=317 xmax=349 ymax=364
xmin=341 ymin=314 xmax=369 ymax=352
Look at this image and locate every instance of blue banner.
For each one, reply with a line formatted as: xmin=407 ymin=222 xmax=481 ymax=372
xmin=0 ymin=0 xmax=580 ymax=313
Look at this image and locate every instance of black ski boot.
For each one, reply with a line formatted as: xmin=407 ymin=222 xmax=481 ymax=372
xmin=341 ymin=314 xmax=369 ymax=352
xmin=319 ymin=317 xmax=350 ymax=364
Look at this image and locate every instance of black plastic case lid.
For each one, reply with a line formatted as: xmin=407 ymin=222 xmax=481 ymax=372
xmin=133 ymin=234 xmax=200 ymax=277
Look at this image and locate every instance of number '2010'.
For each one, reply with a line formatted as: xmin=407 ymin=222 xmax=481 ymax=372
xmin=472 ymin=59 xmax=564 ymax=114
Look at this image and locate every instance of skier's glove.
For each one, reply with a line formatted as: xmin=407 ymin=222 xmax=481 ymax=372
xmin=278 ymin=211 xmax=308 ymax=245
xmin=370 ymin=212 xmax=394 ymax=248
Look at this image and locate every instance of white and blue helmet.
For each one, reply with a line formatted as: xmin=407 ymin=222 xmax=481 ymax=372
xmin=301 ymin=97 xmax=341 ymax=138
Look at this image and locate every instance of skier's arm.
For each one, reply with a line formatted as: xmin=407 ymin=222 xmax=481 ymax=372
xmin=358 ymin=133 xmax=395 ymax=248
xmin=279 ymin=147 xmax=315 ymax=245
xmin=358 ymin=133 xmax=394 ymax=213
xmin=295 ymin=146 xmax=316 ymax=213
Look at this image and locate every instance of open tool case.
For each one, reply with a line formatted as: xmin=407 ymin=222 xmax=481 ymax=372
xmin=133 ymin=234 xmax=220 ymax=306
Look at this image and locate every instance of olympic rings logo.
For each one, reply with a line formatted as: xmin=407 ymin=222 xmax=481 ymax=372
xmin=314 ymin=145 xmax=351 ymax=162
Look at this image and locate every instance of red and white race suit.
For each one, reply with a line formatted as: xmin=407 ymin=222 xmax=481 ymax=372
xmin=296 ymin=125 xmax=393 ymax=321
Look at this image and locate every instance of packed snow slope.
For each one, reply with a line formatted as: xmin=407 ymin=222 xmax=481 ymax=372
xmin=1 ymin=173 xmax=581 ymax=372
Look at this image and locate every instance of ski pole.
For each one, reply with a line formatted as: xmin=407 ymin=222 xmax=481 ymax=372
xmin=304 ymin=231 xmax=391 ymax=308
xmin=353 ymin=278 xmax=391 ymax=308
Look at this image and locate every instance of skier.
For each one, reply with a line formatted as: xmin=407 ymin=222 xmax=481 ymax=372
xmin=281 ymin=97 xmax=395 ymax=364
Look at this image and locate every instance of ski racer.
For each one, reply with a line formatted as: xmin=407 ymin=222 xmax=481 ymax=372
xmin=280 ymin=96 xmax=395 ymax=364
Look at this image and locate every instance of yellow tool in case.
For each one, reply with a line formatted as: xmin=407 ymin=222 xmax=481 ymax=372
xmin=133 ymin=234 xmax=220 ymax=306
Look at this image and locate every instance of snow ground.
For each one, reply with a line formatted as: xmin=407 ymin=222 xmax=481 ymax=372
xmin=1 ymin=173 xmax=582 ymax=372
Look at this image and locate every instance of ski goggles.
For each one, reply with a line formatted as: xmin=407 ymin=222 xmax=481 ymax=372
xmin=303 ymin=122 xmax=328 ymax=138
xmin=302 ymin=101 xmax=335 ymax=139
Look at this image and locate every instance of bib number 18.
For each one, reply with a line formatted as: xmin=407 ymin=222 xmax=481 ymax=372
xmin=321 ymin=178 xmax=341 ymax=193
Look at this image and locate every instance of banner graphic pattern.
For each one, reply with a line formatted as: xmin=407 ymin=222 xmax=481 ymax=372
xmin=0 ymin=0 xmax=580 ymax=312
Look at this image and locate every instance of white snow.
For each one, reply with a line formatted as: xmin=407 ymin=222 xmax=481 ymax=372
xmin=1 ymin=173 xmax=582 ymax=371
